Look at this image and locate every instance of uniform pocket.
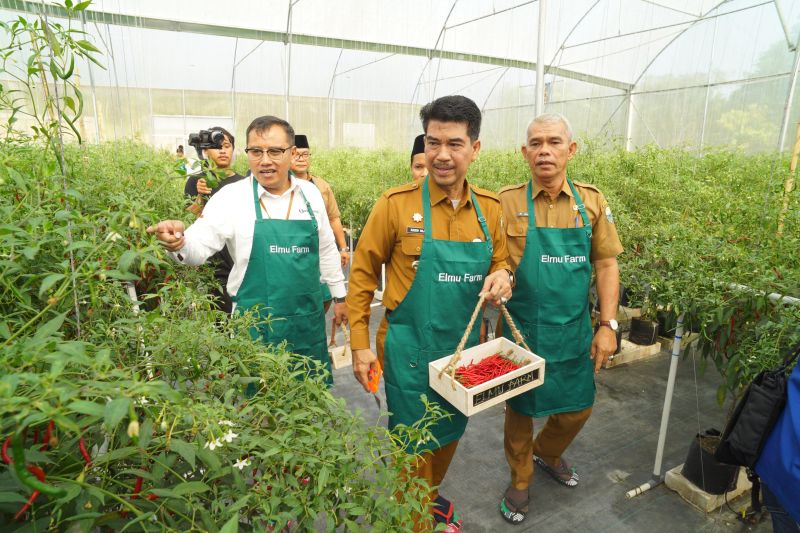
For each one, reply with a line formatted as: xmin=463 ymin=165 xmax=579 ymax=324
xmin=400 ymin=235 xmax=424 ymax=257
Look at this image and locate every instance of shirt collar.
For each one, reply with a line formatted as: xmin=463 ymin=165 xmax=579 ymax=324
xmin=256 ymin=174 xmax=298 ymax=199
xmin=531 ymin=177 xmax=573 ymax=199
xmin=428 ymin=177 xmax=473 ymax=207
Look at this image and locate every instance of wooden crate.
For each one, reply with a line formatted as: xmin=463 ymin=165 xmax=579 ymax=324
xmin=329 ymin=344 xmax=352 ymax=369
xmin=603 ymin=338 xmax=661 ymax=369
xmin=429 ymin=337 xmax=545 ymax=416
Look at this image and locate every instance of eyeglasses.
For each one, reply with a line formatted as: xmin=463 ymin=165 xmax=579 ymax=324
xmin=245 ymin=146 xmax=293 ymax=161
xmin=294 ymin=152 xmax=311 ymax=161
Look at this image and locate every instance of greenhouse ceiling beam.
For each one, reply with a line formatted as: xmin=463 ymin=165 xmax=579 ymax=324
xmin=0 ymin=0 xmax=632 ymax=92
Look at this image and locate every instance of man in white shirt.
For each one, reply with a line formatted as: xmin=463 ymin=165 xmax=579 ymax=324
xmin=148 ymin=115 xmax=347 ymax=383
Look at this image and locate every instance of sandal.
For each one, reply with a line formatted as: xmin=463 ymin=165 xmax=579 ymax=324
xmin=499 ymin=487 xmax=529 ymax=525
xmin=534 ymin=455 xmax=579 ymax=487
xmin=433 ymin=495 xmax=463 ymax=532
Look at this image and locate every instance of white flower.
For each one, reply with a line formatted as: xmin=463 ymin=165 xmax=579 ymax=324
xmin=138 ymin=396 xmax=149 ymax=405
xmin=222 ymin=430 xmax=238 ymax=443
xmin=219 ymin=420 xmax=235 ymax=427
xmin=233 ymin=458 xmax=251 ymax=470
xmin=204 ymin=438 xmax=223 ymax=450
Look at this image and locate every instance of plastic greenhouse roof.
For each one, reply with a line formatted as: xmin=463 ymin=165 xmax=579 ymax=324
xmin=2 ymin=0 xmax=798 ymax=102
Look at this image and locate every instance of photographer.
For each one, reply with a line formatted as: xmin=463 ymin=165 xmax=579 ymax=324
xmin=184 ymin=126 xmax=245 ymax=314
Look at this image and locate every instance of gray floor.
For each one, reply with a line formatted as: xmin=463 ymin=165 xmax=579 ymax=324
xmin=327 ymin=304 xmax=771 ymax=533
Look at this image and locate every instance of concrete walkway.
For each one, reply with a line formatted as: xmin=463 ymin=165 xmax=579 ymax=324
xmin=328 ymin=304 xmax=771 ymax=533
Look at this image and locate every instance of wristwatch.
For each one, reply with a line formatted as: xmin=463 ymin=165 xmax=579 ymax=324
xmin=339 ymin=246 xmax=350 ymax=252
xmin=599 ymin=319 xmax=619 ymax=332
xmin=333 ymin=296 xmax=346 ymax=304
xmin=505 ymin=269 xmax=515 ymax=287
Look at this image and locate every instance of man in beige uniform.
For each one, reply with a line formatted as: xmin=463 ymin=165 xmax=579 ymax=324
xmin=498 ymin=113 xmax=622 ymax=523
xmin=292 ymin=134 xmax=350 ymax=268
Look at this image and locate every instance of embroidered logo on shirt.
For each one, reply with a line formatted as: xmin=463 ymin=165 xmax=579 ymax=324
xmin=412 ymin=213 xmax=423 ymax=222
xmin=406 ymin=227 xmax=425 ymax=234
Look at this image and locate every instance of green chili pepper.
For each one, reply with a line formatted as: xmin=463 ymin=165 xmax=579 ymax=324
xmin=10 ymin=432 xmax=66 ymax=498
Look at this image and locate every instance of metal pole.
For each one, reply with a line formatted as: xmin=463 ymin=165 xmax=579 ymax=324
xmin=625 ymin=90 xmax=634 ymax=151
xmin=699 ymin=16 xmax=718 ymax=149
xmin=779 ymin=33 xmax=800 ymax=154
xmin=80 ymin=11 xmax=101 ymax=143
xmin=626 ymin=314 xmax=684 ymax=499
xmin=284 ymin=0 xmax=294 ymax=120
xmin=535 ymin=0 xmax=546 ymax=116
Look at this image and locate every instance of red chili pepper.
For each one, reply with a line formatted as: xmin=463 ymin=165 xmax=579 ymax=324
xmin=14 ymin=490 xmax=39 ymax=520
xmin=2 ymin=437 xmax=11 ymax=464
xmin=39 ymin=420 xmax=54 ymax=452
xmin=146 ymin=493 xmax=158 ymax=501
xmin=32 ymin=430 xmax=40 ymax=445
xmin=455 ymin=353 xmax=522 ymax=388
xmin=131 ymin=476 xmax=143 ymax=499
xmin=14 ymin=465 xmax=47 ymax=520
xmin=79 ymin=437 xmax=91 ymax=466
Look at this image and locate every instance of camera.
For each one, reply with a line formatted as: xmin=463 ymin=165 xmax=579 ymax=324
xmin=187 ymin=129 xmax=224 ymax=160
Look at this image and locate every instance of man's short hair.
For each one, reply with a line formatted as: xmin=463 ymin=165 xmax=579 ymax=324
xmin=419 ymin=95 xmax=481 ymax=142
xmin=245 ymin=116 xmax=295 ymax=146
xmin=209 ymin=126 xmax=235 ymax=147
xmin=528 ymin=113 xmax=574 ymax=142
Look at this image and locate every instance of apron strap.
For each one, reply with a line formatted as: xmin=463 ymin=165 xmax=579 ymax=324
xmin=422 ymin=176 xmax=493 ymax=252
xmin=296 ymin=185 xmax=318 ymax=231
xmin=251 ymin=178 xmax=263 ymax=221
xmin=567 ymin=178 xmax=592 ymax=240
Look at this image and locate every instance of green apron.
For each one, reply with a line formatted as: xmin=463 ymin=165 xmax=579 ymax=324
xmin=504 ymin=179 xmax=594 ymax=417
xmin=234 ymin=179 xmax=331 ymax=383
xmin=384 ymin=177 xmax=492 ymax=451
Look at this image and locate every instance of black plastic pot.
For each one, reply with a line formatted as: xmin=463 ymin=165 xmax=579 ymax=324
xmin=629 ymin=317 xmax=658 ymax=345
xmin=657 ymin=310 xmax=677 ymax=337
xmin=682 ymin=429 xmax=739 ymax=495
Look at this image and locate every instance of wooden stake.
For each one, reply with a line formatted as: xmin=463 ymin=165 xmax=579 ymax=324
xmin=777 ymin=121 xmax=800 ymax=236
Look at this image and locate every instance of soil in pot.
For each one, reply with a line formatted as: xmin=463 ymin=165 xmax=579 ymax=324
xmin=682 ymin=428 xmax=739 ymax=495
xmin=629 ymin=317 xmax=658 ymax=345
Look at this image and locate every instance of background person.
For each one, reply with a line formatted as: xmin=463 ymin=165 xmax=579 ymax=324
xmin=347 ymin=95 xmax=512 ymax=532
xmin=148 ymin=116 xmax=347 ymax=382
xmin=410 ymin=133 xmax=427 ymax=181
xmin=182 ymin=127 xmax=245 ymax=313
xmin=497 ymin=112 xmax=622 ymax=524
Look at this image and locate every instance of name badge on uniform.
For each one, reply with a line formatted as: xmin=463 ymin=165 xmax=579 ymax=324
xmin=407 ymin=227 xmax=425 ymax=234
xmin=516 ymin=212 xmax=529 ymax=217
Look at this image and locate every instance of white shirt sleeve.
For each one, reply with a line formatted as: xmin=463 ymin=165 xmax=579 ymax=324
xmin=299 ymin=180 xmax=346 ymax=299
xmin=170 ymin=188 xmax=235 ymax=266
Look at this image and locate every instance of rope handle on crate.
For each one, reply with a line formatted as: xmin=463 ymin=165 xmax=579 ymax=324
xmin=329 ymin=319 xmax=351 ymax=354
xmin=438 ymin=294 xmax=532 ymax=389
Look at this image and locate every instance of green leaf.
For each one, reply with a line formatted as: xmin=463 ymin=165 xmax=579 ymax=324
xmin=0 ymin=492 xmax=28 ymax=503
xmin=148 ymin=488 xmax=179 ymax=499
xmin=119 ymin=512 xmax=156 ymax=532
xmin=169 ymin=438 xmax=196 ymax=470
xmin=93 ymin=446 xmax=137 ymax=465
xmin=33 ymin=312 xmax=67 ymax=340
xmin=173 ymin=481 xmax=211 ymax=496
xmin=219 ymin=513 xmax=239 ymax=533
xmin=74 ymin=1 xmax=92 ymax=10
xmin=67 ymin=400 xmax=104 ymax=417
xmin=196 ymin=447 xmax=221 ymax=471
xmin=104 ymin=397 xmax=130 ymax=431
xmin=118 ymin=249 xmax=137 ymax=272
xmin=227 ymin=495 xmax=250 ymax=514
xmin=76 ymin=39 xmax=100 ymax=53
xmin=38 ymin=273 xmax=65 ymax=297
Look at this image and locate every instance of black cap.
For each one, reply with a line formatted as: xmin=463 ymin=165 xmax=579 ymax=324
xmin=295 ymin=134 xmax=309 ymax=149
xmin=411 ymin=134 xmax=425 ymax=157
